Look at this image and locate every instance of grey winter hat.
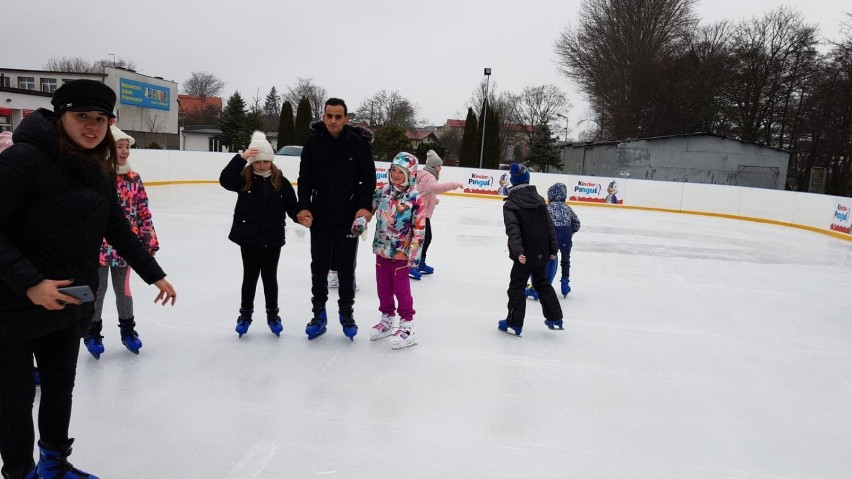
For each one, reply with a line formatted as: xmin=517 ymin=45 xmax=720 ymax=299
xmin=425 ymin=150 xmax=443 ymax=168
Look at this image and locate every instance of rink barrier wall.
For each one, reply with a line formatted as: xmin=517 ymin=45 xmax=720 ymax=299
xmin=130 ymin=150 xmax=852 ymax=242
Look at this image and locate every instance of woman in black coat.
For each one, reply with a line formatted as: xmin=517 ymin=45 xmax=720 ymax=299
xmin=0 ymin=80 xmax=177 ymax=479
xmin=219 ymin=131 xmax=298 ymax=338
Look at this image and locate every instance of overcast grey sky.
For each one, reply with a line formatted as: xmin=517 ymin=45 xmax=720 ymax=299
xmin=5 ymin=0 xmax=848 ymax=137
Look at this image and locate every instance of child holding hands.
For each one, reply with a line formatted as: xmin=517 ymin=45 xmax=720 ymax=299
xmin=220 ymin=131 xmax=298 ymax=338
xmin=369 ymin=152 xmax=425 ymax=349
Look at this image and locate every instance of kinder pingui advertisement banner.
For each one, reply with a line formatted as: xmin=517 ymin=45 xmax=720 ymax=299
xmin=830 ymin=202 xmax=851 ymax=234
xmin=463 ymin=171 xmax=506 ymax=196
xmin=376 ymin=165 xmax=389 ymax=188
xmin=569 ymin=179 xmax=624 ymax=204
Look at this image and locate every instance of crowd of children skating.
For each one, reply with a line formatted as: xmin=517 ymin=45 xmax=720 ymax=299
xmin=0 ymin=86 xmax=583 ymax=479
xmin=2 ymin=124 xmax=581 ymax=360
xmin=213 ymin=132 xmax=581 ymax=348
xmin=79 ymin=133 xmax=583 ymax=353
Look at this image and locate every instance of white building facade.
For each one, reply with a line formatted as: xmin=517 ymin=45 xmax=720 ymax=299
xmin=0 ymin=66 xmax=179 ymax=148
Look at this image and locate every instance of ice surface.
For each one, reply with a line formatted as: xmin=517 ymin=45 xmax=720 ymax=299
xmin=39 ymin=185 xmax=852 ymax=478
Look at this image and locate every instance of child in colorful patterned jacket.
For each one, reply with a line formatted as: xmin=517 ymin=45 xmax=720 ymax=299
xmin=368 ymin=152 xmax=425 ymax=349
xmin=84 ymin=126 xmax=159 ymax=358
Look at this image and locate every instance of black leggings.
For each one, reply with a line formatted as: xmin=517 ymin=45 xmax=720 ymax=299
xmin=0 ymin=325 xmax=80 ymax=472
xmin=421 ymin=218 xmax=433 ymax=263
xmin=240 ymin=246 xmax=282 ymax=312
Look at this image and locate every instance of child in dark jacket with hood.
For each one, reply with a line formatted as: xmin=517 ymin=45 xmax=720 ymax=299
xmin=546 ymin=183 xmax=580 ymax=296
xmin=499 ymin=163 xmax=564 ymax=336
xmin=220 ymin=131 xmax=298 ymax=338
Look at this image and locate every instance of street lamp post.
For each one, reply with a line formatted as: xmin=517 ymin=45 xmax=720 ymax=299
xmin=478 ymin=67 xmax=491 ymax=169
xmin=108 ymin=53 xmax=116 ymax=67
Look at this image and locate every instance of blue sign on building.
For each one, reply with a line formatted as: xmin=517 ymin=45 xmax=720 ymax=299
xmin=119 ymin=78 xmax=170 ymax=111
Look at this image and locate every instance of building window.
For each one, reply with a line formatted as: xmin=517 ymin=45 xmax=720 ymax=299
xmin=40 ymin=78 xmax=58 ymax=93
xmin=18 ymin=77 xmax=35 ymax=90
xmin=0 ymin=75 xmax=9 ymax=87
xmin=209 ymin=137 xmax=222 ymax=152
xmin=0 ymin=114 xmax=11 ymax=132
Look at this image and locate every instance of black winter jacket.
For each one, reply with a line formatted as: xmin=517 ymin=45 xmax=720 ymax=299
xmin=503 ymin=184 xmax=558 ymax=264
xmin=0 ymin=108 xmax=166 ymax=345
xmin=219 ymin=154 xmax=298 ymax=248
xmin=297 ymin=123 xmax=376 ymax=225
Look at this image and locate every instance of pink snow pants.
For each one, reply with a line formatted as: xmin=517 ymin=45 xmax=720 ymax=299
xmin=375 ymin=256 xmax=415 ymax=321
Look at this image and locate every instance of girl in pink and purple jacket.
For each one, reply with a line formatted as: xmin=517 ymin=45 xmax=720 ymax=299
xmin=410 ymin=150 xmax=462 ymax=279
xmin=368 ymin=152 xmax=425 ymax=349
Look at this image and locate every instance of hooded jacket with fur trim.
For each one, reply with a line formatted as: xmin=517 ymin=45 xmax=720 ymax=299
xmin=371 ymin=152 xmax=425 ymax=266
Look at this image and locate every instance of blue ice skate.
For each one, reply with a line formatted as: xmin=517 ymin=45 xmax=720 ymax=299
xmin=418 ymin=262 xmax=434 ymax=274
xmin=37 ymin=439 xmax=100 ymax=479
xmin=545 ymin=319 xmax=564 ymax=330
xmin=340 ymin=312 xmax=358 ymax=341
xmin=267 ymin=308 xmax=283 ymax=337
xmin=524 ymin=285 xmax=539 ymax=301
xmin=409 ymin=267 xmax=422 ymax=280
xmin=235 ymin=307 xmax=253 ymax=338
xmin=498 ymin=319 xmax=522 ymax=337
xmin=306 ymin=308 xmax=328 ymax=340
xmin=561 ymin=277 xmax=571 ymax=297
xmin=118 ymin=318 xmax=142 ymax=354
xmin=83 ymin=321 xmax=105 ymax=359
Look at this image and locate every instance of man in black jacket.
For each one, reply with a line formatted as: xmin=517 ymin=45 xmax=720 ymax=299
xmin=296 ymin=98 xmax=376 ymax=340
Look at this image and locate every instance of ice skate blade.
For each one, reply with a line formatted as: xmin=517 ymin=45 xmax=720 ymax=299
xmin=307 ymin=327 xmax=327 ymax=340
xmin=498 ymin=328 xmax=522 ymax=337
xmin=370 ymin=330 xmax=393 ymax=341
xmin=391 ymin=341 xmax=418 ymax=350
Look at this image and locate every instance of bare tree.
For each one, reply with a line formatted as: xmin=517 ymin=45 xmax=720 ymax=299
xmin=181 ymin=71 xmax=225 ymax=97
xmin=355 ymin=90 xmax=420 ymax=128
xmin=44 ymin=56 xmax=136 ymax=73
xmin=508 ymin=85 xmax=571 ymax=144
xmin=283 ymin=78 xmax=327 ymax=121
xmin=722 ymin=7 xmax=819 ymax=146
xmin=554 ymin=0 xmax=698 ymax=139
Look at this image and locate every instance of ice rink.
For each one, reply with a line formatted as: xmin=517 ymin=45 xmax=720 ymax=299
xmin=51 ymin=184 xmax=852 ymax=478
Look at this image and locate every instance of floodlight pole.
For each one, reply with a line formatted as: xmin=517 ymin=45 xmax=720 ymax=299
xmin=478 ymin=68 xmax=491 ymax=169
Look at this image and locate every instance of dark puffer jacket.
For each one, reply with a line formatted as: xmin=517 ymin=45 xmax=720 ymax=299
xmin=297 ymin=122 xmax=376 ymax=225
xmin=0 ymin=108 xmax=165 ymax=345
xmin=219 ymin=154 xmax=298 ymax=248
xmin=502 ymin=184 xmax=558 ymax=265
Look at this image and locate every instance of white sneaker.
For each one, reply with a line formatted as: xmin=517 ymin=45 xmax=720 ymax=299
xmin=391 ymin=320 xmax=417 ymax=349
xmin=370 ymin=314 xmax=394 ymax=341
xmin=327 ymin=271 xmax=339 ymax=288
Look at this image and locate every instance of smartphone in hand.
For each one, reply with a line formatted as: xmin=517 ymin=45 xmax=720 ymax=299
xmin=57 ymin=285 xmax=95 ymax=303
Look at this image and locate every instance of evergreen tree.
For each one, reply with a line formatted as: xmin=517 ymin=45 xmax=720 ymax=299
xmin=415 ymin=142 xmax=446 ymax=163
xmin=262 ymin=86 xmax=281 ymax=132
xmin=525 ymin=124 xmax=561 ymax=172
xmin=372 ymin=125 xmax=411 ymax=161
xmin=459 ymin=107 xmax=479 ymax=168
xmin=277 ymin=100 xmax=296 ymax=148
xmin=217 ymin=91 xmax=246 ymax=152
xmin=482 ymin=105 xmax=501 ymax=170
xmin=238 ymin=111 xmax=264 ymax=151
xmin=294 ymin=97 xmax=312 ymax=146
